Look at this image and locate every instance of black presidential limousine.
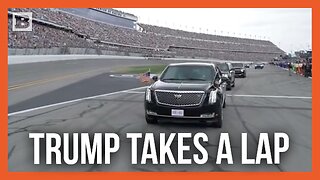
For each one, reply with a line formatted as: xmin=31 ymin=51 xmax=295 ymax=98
xmin=144 ymin=63 xmax=227 ymax=128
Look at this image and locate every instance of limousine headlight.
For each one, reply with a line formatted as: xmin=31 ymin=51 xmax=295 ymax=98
xmin=145 ymin=88 xmax=152 ymax=102
xmin=208 ymin=89 xmax=218 ymax=104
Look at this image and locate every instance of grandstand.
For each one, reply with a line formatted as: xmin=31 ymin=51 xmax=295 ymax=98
xmin=8 ymin=8 xmax=285 ymax=61
xmin=60 ymin=8 xmax=138 ymax=29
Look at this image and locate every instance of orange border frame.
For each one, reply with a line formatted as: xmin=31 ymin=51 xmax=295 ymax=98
xmin=1 ymin=0 xmax=319 ymax=179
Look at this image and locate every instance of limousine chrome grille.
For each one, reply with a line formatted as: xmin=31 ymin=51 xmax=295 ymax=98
xmin=155 ymin=90 xmax=205 ymax=107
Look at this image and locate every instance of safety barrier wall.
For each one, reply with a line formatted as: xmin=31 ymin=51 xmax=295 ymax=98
xmin=8 ymin=48 xmax=254 ymax=65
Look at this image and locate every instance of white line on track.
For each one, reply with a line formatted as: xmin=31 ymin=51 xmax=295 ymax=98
xmin=8 ymin=86 xmax=311 ymax=117
xmin=124 ymin=91 xmax=145 ymax=94
xmin=227 ymin=94 xmax=311 ymax=99
xmin=8 ymin=86 xmax=148 ymax=117
xmin=109 ymin=74 xmax=136 ymax=78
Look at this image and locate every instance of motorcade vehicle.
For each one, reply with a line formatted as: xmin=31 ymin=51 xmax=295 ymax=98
xmin=216 ymin=62 xmax=235 ymax=90
xmin=144 ymin=63 xmax=227 ymax=128
xmin=231 ymin=63 xmax=247 ymax=78
xmin=254 ymin=63 xmax=264 ymax=69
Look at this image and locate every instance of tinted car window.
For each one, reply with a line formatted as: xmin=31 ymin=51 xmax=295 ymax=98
xmin=216 ymin=63 xmax=229 ymax=71
xmin=231 ymin=63 xmax=244 ymax=68
xmin=161 ymin=65 xmax=215 ymax=82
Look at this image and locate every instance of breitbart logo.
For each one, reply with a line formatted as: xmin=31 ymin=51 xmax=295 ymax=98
xmin=12 ymin=12 xmax=32 ymax=31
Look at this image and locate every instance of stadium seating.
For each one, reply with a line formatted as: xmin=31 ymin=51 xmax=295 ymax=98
xmin=8 ymin=8 xmax=284 ymax=61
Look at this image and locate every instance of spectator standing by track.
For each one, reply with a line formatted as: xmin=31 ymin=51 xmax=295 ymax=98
xmin=302 ymin=61 xmax=306 ymax=76
xmin=288 ymin=62 xmax=292 ymax=76
xmin=305 ymin=60 xmax=312 ymax=77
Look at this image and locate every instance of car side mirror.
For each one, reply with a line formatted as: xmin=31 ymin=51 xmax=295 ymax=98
xmin=220 ymin=77 xmax=227 ymax=84
xmin=215 ymin=78 xmax=225 ymax=87
xmin=152 ymin=76 xmax=158 ymax=81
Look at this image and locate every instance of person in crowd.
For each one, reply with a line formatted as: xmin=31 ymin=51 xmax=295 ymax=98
xmin=288 ymin=62 xmax=292 ymax=76
xmin=302 ymin=60 xmax=306 ymax=77
xmin=305 ymin=60 xmax=312 ymax=77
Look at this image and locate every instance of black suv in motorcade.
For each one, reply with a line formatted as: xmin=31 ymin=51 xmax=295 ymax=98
xmin=231 ymin=62 xmax=246 ymax=78
xmin=254 ymin=63 xmax=264 ymax=69
xmin=144 ymin=63 xmax=226 ymax=128
xmin=216 ymin=62 xmax=235 ymax=90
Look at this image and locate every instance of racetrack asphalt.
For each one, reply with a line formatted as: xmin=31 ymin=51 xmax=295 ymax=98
xmin=8 ymin=59 xmax=312 ymax=172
